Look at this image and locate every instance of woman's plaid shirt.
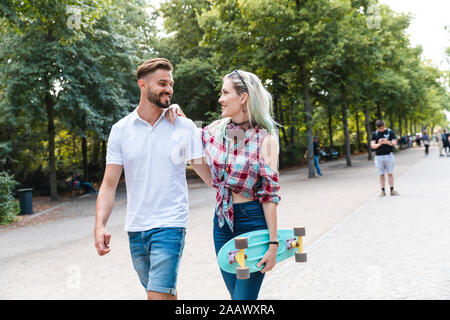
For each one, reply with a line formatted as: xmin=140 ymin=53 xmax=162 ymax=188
xmin=202 ymin=121 xmax=280 ymax=231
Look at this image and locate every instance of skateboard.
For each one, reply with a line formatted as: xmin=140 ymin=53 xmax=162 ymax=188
xmin=217 ymin=227 xmax=307 ymax=279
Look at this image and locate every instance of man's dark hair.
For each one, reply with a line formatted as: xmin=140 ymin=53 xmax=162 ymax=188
xmin=375 ymin=120 xmax=385 ymax=128
xmin=136 ymin=58 xmax=173 ymax=80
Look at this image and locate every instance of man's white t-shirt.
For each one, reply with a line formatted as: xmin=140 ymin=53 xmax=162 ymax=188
xmin=106 ymin=108 xmax=204 ymax=232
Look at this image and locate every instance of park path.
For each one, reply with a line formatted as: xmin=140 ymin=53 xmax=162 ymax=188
xmin=260 ymin=147 xmax=450 ymax=299
xmin=0 ymin=146 xmax=444 ymax=299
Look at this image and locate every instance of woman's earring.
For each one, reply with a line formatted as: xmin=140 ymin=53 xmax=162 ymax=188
xmin=242 ymin=105 xmax=247 ymax=113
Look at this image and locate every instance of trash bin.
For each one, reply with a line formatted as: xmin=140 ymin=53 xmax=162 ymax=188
xmin=18 ymin=188 xmax=33 ymax=215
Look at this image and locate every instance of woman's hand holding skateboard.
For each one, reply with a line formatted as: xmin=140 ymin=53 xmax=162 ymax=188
xmin=257 ymin=245 xmax=278 ymax=273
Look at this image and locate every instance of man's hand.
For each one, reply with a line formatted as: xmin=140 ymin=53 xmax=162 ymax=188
xmin=166 ymin=104 xmax=186 ymax=123
xmin=94 ymin=164 xmax=122 ymax=256
xmin=94 ymin=227 xmax=111 ymax=256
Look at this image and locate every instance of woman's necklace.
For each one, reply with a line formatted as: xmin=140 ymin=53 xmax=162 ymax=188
xmin=231 ymin=120 xmax=250 ymax=126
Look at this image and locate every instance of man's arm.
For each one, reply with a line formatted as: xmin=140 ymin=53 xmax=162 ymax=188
xmin=190 ymin=158 xmax=213 ymax=188
xmin=370 ymin=133 xmax=384 ymax=149
xmin=389 ymin=131 xmax=397 ymax=147
xmin=94 ymin=164 xmax=123 ymax=256
xmin=165 ymin=105 xmax=213 ymax=188
xmin=370 ymin=139 xmax=380 ymax=149
xmin=389 ymin=139 xmax=397 ymax=147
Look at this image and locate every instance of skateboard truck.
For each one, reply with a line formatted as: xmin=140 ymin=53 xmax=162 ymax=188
xmin=290 ymin=227 xmax=307 ymax=263
xmin=228 ymin=250 xmax=248 ymax=264
xmin=234 ymin=237 xmax=250 ymax=279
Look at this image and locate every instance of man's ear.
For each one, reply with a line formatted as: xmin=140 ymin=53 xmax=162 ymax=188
xmin=137 ymin=79 xmax=146 ymax=90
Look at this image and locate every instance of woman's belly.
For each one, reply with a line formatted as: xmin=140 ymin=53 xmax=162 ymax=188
xmin=232 ymin=191 xmax=253 ymax=204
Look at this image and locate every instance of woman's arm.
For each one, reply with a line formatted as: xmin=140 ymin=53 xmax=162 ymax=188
xmin=257 ymin=134 xmax=280 ymax=273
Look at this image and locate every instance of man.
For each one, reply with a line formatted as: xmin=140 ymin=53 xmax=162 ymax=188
xmin=312 ymin=136 xmax=323 ymax=176
xmin=94 ymin=58 xmax=212 ymax=300
xmin=371 ymin=120 xmax=399 ymax=197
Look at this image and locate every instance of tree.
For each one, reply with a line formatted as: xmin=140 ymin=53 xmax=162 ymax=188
xmin=0 ymin=0 xmax=156 ymax=199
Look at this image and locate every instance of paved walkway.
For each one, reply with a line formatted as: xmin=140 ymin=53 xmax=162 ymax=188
xmin=261 ymin=149 xmax=450 ymax=299
xmin=1 ymin=146 xmax=448 ymax=299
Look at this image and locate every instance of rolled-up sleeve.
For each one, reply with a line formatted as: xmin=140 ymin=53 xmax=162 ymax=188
xmin=256 ymin=163 xmax=280 ymax=204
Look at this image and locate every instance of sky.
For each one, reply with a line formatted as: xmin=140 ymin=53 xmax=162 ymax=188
xmin=378 ymin=0 xmax=450 ymax=71
xmin=377 ymin=0 xmax=450 ymax=122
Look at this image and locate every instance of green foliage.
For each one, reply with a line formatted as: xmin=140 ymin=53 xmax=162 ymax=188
xmin=0 ymin=0 xmax=157 ymax=196
xmin=1 ymin=0 xmax=450 ymax=193
xmin=0 ymin=171 xmax=20 ymax=225
xmin=172 ymin=58 xmax=221 ymax=122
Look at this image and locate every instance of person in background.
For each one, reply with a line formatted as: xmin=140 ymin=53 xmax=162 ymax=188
xmin=370 ymin=120 xmax=399 ymax=197
xmin=72 ymin=172 xmax=98 ymax=195
xmin=436 ymin=129 xmax=444 ymax=157
xmin=304 ymin=136 xmax=323 ymax=176
xmin=422 ymin=130 xmax=430 ymax=156
xmin=442 ymin=128 xmax=449 ymax=156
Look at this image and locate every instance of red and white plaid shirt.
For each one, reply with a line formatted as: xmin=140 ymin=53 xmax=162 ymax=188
xmin=202 ymin=120 xmax=280 ymax=231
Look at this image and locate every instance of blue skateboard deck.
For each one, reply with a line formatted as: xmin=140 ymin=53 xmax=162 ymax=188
xmin=217 ymin=229 xmax=305 ymax=274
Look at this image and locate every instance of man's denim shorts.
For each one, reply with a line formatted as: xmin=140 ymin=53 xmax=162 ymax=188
xmin=128 ymin=227 xmax=186 ymax=296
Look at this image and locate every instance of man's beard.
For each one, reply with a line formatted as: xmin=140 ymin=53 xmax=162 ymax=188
xmin=147 ymin=90 xmax=171 ymax=108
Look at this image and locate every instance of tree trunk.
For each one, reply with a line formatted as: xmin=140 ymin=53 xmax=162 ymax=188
xmin=277 ymin=96 xmax=289 ymax=147
xmin=82 ymin=135 xmax=88 ymax=181
xmin=45 ymin=95 xmax=58 ymax=201
xmin=364 ymin=106 xmax=373 ymax=160
xmin=72 ymin=135 xmax=77 ymax=161
xmin=341 ymin=83 xmax=352 ymax=167
xmin=44 ymin=29 xmax=57 ymax=201
xmin=93 ymin=135 xmax=100 ymax=164
xmin=409 ymin=117 xmax=413 ymax=135
xmin=376 ymin=102 xmax=382 ymax=120
xmin=289 ymin=109 xmax=296 ymax=145
xmin=389 ymin=109 xmax=394 ymax=131
xmin=299 ymin=57 xmax=315 ymax=178
xmin=81 ymin=116 xmax=89 ymax=181
xmin=355 ymin=110 xmax=361 ymax=152
xmin=328 ymin=106 xmax=334 ymax=148
xmin=101 ymin=139 xmax=107 ymax=172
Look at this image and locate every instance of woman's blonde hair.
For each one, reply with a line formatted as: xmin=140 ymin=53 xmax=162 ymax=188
xmin=213 ymin=70 xmax=279 ymax=140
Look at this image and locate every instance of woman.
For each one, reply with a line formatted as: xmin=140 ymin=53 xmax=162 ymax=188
xmin=168 ymin=70 xmax=280 ymax=300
